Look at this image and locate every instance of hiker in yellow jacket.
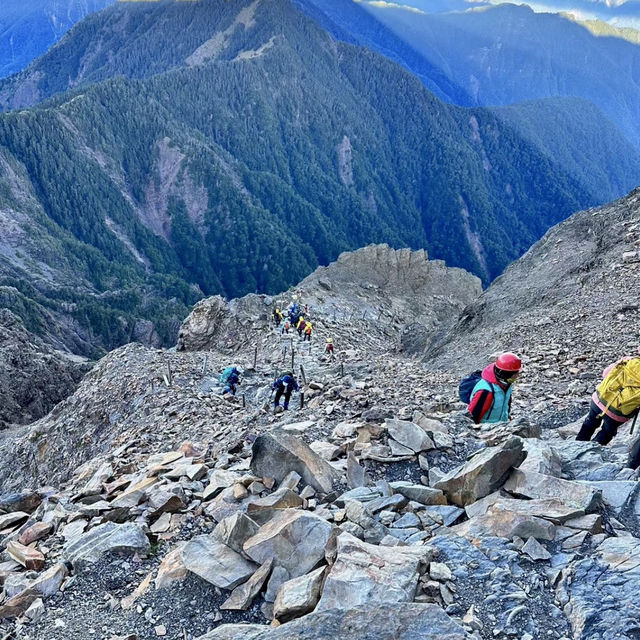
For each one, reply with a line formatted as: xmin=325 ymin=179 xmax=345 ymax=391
xmin=577 ymin=348 xmax=640 ymax=468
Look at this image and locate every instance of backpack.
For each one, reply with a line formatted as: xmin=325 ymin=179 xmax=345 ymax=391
xmin=597 ymin=358 xmax=640 ymax=417
xmin=458 ymin=370 xmax=483 ymax=404
xmin=220 ymin=366 xmax=235 ymax=384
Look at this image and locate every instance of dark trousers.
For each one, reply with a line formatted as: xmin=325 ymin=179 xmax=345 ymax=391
xmin=274 ymin=387 xmax=293 ymax=409
xmin=303 ymin=333 xmax=311 ymax=342
xmin=576 ymin=401 xmax=621 ymax=445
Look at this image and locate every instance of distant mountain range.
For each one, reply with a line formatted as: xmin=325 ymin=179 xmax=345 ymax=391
xmin=2 ymin=0 xmax=636 ymax=357
xmin=299 ymin=1 xmax=640 ymax=148
xmin=0 ymin=0 xmax=115 ymax=78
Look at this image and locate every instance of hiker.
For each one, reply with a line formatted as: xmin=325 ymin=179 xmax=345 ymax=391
xmin=272 ymin=371 xmax=299 ymax=411
xmin=273 ymin=308 xmax=284 ymax=326
xmin=220 ymin=366 xmax=242 ymax=396
xmin=303 ymin=321 xmax=313 ymax=342
xmin=282 ymin=319 xmax=291 ymax=334
xmin=325 ymin=337 xmax=334 ymax=356
xmin=297 ymin=316 xmax=306 ymax=337
xmin=576 ymin=349 xmax=640 ymax=468
xmin=466 ymin=353 xmax=522 ymax=424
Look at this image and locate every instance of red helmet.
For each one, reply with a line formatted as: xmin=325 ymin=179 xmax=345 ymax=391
xmin=496 ymin=352 xmax=522 ymax=372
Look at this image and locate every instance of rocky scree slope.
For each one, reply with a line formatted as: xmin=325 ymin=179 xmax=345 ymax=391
xmin=427 ymin=186 xmax=640 ymax=429
xmin=1 ymin=245 xmax=640 ymax=639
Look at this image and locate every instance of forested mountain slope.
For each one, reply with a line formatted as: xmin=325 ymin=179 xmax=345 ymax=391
xmin=0 ymin=0 xmax=115 ymax=78
xmin=298 ymin=1 xmax=640 ymax=150
xmin=0 ymin=0 xmax=615 ymax=359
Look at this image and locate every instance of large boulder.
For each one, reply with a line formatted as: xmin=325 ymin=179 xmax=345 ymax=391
xmin=453 ymin=505 xmax=556 ymax=541
xmin=504 ymin=469 xmax=601 ymax=512
xmin=435 ymin=436 xmax=526 ymax=506
xmin=64 ymin=522 xmax=149 ymax=571
xmin=182 ymin=535 xmax=258 ymax=590
xmin=243 ymin=510 xmax=334 ymax=578
xmin=250 ymin=434 xmax=340 ymax=494
xmin=316 ymin=532 xmax=432 ymax=610
xmin=384 ymin=419 xmax=434 ymax=453
xmin=273 ymin=566 xmax=326 ymax=621
xmin=194 ymin=603 xmax=468 ymax=640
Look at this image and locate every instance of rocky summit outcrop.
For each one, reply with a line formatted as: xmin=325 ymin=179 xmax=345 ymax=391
xmin=178 ymin=245 xmax=481 ymax=355
xmin=0 ymin=309 xmax=89 ymax=426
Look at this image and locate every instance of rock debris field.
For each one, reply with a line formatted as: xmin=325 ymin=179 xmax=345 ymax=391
xmin=0 ymin=189 xmax=640 ymax=640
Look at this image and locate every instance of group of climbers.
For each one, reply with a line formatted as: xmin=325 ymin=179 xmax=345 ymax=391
xmin=461 ymin=348 xmax=640 ymax=470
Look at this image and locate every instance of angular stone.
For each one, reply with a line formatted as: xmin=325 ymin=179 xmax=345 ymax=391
xmin=147 ymin=489 xmax=186 ymax=517
xmin=81 ymin=462 xmax=114 ymax=495
xmin=429 ymin=562 xmax=452 ymax=581
xmin=505 ymin=469 xmax=601 ymax=512
xmin=273 ymin=566 xmax=325 ymax=621
xmin=18 ymin=522 xmax=53 ymax=545
xmin=243 ymin=511 xmax=334 ymax=579
xmin=182 ymin=535 xmax=258 ymax=590
xmin=310 ymin=441 xmax=341 ymax=461
xmin=388 ymin=439 xmax=415 ymax=457
xmin=519 ymin=439 xmax=562 ymax=477
xmin=281 ymin=420 xmax=315 ymax=433
xmin=164 ymin=463 xmax=208 ymax=481
xmin=453 ymin=505 xmax=556 ymax=542
xmin=464 ymin=490 xmax=511 ymax=519
xmin=490 ymin=498 xmax=585 ymax=524
xmin=421 ymin=506 xmax=465 ymax=528
xmin=389 ymin=482 xmax=446 ymax=506
xmin=155 ymin=544 xmax=187 ymax=590
xmin=0 ymin=589 xmax=40 ymax=620
xmin=435 ymin=436 xmax=526 ymax=506
xmin=111 ymin=477 xmax=158 ymax=508
xmin=317 ymin=533 xmax=432 ymax=610
xmin=522 ymin=537 xmax=551 ymax=561
xmin=246 ymin=489 xmax=303 ymax=523
xmin=0 ymin=511 xmax=30 ymax=534
xmin=203 ymin=470 xmax=242 ymax=501
xmin=150 ymin=513 xmax=172 ymax=534
xmin=250 ymin=434 xmax=340 ymax=494
xmin=65 ymin=522 xmax=150 ymax=571
xmin=581 ymin=481 xmax=636 ymax=515
xmin=193 ymin=603 xmax=467 ymax=640
xmin=221 ymin=558 xmax=273 ymax=611
xmin=384 ymin=419 xmax=434 ymax=453
xmin=564 ymin=514 xmax=602 ymax=533
xmin=214 ymin=513 xmax=260 ymax=555
xmin=7 ymin=541 xmax=45 ymax=571
xmin=0 ymin=492 xmax=42 ymax=514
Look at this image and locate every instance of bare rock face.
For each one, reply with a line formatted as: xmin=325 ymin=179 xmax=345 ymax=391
xmin=177 ymin=245 xmax=481 ymax=354
xmin=0 ymin=309 xmax=89 ymax=426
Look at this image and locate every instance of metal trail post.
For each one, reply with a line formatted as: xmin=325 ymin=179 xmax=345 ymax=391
xmin=242 ymin=394 xmax=246 ymax=408
xmin=300 ymin=364 xmax=307 ymax=386
xmin=202 ymin=355 xmax=208 ymax=375
xmin=340 ymin=362 xmax=344 ymax=378
xmin=291 ymin=346 xmax=295 ymax=371
xmin=253 ymin=345 xmax=258 ymax=370
xmin=300 ymin=392 xmax=305 ymax=410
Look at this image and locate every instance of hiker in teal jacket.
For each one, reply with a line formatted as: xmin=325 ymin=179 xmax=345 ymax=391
xmin=468 ymin=353 xmax=522 ymax=424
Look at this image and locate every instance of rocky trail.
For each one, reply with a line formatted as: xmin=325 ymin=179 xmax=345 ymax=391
xmin=0 ymin=196 xmax=639 ymax=640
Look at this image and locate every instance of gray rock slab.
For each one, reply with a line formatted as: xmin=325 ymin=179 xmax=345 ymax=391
xmin=505 ymin=469 xmax=601 ymax=512
xmin=64 ymin=522 xmax=149 ymax=571
xmin=435 ymin=436 xmax=525 ymax=506
xmin=389 ymin=482 xmax=446 ymax=506
xmin=273 ymin=566 xmax=325 ymax=621
xmin=317 ymin=532 xmax=432 ymax=610
xmin=250 ymin=434 xmax=340 ymax=494
xmin=384 ymin=419 xmax=434 ymax=453
xmin=182 ymin=535 xmax=258 ymax=590
xmin=214 ymin=513 xmax=260 ymax=555
xmin=194 ymin=603 xmax=467 ymax=639
xmin=580 ymin=481 xmax=638 ymax=515
xmin=453 ymin=505 xmax=556 ymax=541
xmin=243 ymin=510 xmax=333 ymax=578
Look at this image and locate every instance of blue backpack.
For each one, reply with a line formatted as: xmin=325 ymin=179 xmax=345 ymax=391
xmin=220 ymin=366 xmax=236 ymax=384
xmin=458 ymin=370 xmax=482 ymax=404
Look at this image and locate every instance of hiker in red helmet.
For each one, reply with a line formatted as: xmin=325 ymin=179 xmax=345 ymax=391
xmin=468 ymin=353 xmax=522 ymax=424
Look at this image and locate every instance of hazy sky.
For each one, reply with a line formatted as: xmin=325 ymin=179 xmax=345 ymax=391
xmin=366 ymin=0 xmax=640 ymax=29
